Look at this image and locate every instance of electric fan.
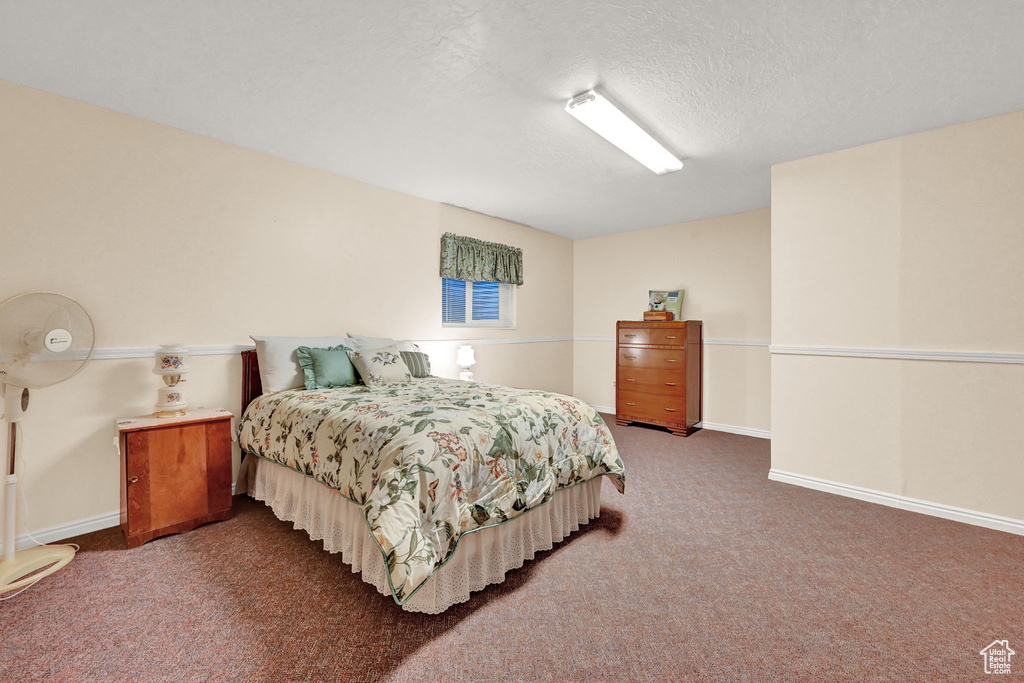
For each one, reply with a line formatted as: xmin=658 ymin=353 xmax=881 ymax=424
xmin=0 ymin=292 xmax=95 ymax=593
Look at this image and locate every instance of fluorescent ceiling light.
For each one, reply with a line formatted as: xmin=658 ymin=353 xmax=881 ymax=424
xmin=565 ymin=90 xmax=683 ymax=175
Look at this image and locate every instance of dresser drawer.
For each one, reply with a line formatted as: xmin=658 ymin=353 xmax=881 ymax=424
xmin=617 ymin=347 xmax=685 ymax=371
xmin=617 ymin=391 xmax=686 ymax=420
xmin=618 ymin=327 xmax=687 ymax=346
xmin=617 ymin=368 xmax=686 ymax=396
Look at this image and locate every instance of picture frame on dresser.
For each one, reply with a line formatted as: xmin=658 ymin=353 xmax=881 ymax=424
xmin=615 ymin=320 xmax=702 ymax=436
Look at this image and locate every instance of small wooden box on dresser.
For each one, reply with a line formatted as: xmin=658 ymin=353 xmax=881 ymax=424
xmin=616 ymin=320 xmax=703 ymax=436
xmin=117 ymin=408 xmax=234 ymax=548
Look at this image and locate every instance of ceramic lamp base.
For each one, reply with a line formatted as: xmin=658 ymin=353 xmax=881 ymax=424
xmin=155 ymin=385 xmax=187 ymax=417
xmin=459 ymin=369 xmax=474 ymax=381
xmin=153 ymin=344 xmax=191 ymax=418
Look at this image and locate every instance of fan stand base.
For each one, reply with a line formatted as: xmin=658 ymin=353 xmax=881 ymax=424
xmin=0 ymin=545 xmax=75 ymax=593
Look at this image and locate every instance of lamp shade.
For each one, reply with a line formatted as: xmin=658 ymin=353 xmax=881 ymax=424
xmin=153 ymin=344 xmax=190 ymax=375
xmin=456 ymin=345 xmax=476 ymax=368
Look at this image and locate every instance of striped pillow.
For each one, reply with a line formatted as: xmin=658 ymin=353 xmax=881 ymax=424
xmin=400 ymin=351 xmax=431 ymax=378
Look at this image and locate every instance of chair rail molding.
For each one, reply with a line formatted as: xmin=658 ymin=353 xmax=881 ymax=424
xmin=90 ymin=344 xmax=252 ymax=360
xmin=78 ymin=337 xmax=774 ymax=361
xmin=770 ymin=345 xmax=1024 ymax=364
xmin=576 ymin=336 xmax=769 ymax=346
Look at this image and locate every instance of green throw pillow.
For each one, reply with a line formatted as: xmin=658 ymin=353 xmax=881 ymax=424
xmin=400 ymin=351 xmax=431 ymax=378
xmin=296 ymin=345 xmax=356 ymax=389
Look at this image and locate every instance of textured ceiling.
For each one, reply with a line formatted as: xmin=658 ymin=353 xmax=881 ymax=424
xmin=2 ymin=1 xmax=1024 ymax=238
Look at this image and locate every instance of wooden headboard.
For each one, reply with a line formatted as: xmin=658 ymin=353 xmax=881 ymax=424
xmin=241 ymin=349 xmax=262 ymax=413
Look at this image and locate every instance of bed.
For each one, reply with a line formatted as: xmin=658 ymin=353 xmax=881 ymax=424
xmin=236 ymin=349 xmax=625 ymax=613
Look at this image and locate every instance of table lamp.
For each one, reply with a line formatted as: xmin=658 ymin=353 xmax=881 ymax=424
xmin=456 ymin=345 xmax=476 ymax=382
xmin=153 ymin=344 xmax=190 ymax=417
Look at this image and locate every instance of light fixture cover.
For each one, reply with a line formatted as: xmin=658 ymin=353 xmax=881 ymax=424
xmin=456 ymin=345 xmax=476 ymax=368
xmin=565 ymin=90 xmax=683 ymax=175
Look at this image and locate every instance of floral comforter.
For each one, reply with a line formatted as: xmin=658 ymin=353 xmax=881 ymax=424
xmin=238 ymin=377 xmax=625 ymax=603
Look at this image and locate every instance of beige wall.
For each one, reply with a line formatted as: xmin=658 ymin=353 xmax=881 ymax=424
xmin=0 ymin=81 xmax=573 ymax=537
xmin=771 ymin=108 xmax=1024 ymax=522
xmin=572 ymin=208 xmax=771 ymax=432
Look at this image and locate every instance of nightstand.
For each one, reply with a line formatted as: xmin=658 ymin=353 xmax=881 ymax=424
xmin=116 ymin=408 xmax=234 ymax=548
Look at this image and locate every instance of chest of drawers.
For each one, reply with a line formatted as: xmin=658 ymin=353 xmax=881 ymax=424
xmin=615 ymin=320 xmax=702 ymax=436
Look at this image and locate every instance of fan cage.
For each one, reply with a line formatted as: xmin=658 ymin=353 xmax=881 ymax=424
xmin=0 ymin=292 xmax=96 ymax=389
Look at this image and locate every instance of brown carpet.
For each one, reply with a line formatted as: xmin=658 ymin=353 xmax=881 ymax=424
xmin=4 ymin=419 xmax=1022 ymax=682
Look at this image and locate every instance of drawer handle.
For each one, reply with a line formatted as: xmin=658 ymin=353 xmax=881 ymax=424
xmin=664 ymin=382 xmax=677 ymax=386
xmin=625 ymin=402 xmax=636 ymax=406
xmin=624 ymin=378 xmax=636 ymax=382
xmin=664 ymin=408 xmax=677 ymax=412
xmin=624 ymin=356 xmax=636 ymax=359
xmin=624 ymin=334 xmax=637 ymax=338
xmin=129 ymin=476 xmax=139 ymax=484
xmin=666 ymin=335 xmax=678 ymax=339
xmin=665 ymin=359 xmax=678 ymax=363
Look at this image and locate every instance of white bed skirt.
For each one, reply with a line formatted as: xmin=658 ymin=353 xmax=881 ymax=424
xmin=243 ymin=456 xmax=604 ymax=613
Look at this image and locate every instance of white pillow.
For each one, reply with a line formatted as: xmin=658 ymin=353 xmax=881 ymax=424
xmin=346 ymin=345 xmax=412 ymax=387
xmin=250 ymin=335 xmax=348 ymax=393
xmin=346 ymin=333 xmax=420 ymax=352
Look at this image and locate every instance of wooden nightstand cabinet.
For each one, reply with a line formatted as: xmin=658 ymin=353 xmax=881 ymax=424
xmin=117 ymin=409 xmax=234 ymax=548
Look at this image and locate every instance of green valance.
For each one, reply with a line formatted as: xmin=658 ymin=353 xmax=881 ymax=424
xmin=440 ymin=232 xmax=523 ymax=285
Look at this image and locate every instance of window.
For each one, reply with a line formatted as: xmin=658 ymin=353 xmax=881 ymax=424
xmin=442 ymin=278 xmax=515 ymax=328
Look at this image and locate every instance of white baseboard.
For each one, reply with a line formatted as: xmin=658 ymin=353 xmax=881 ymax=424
xmin=2 ymin=483 xmax=239 ymax=553
xmin=768 ymin=469 xmax=1024 ymax=536
xmin=3 ymin=510 xmax=121 ymax=552
xmin=592 ymin=406 xmax=770 ymax=439
xmin=697 ymin=421 xmax=771 ymax=439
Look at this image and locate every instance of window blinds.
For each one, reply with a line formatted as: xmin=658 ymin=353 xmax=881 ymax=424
xmin=442 ymin=278 xmax=514 ymax=327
